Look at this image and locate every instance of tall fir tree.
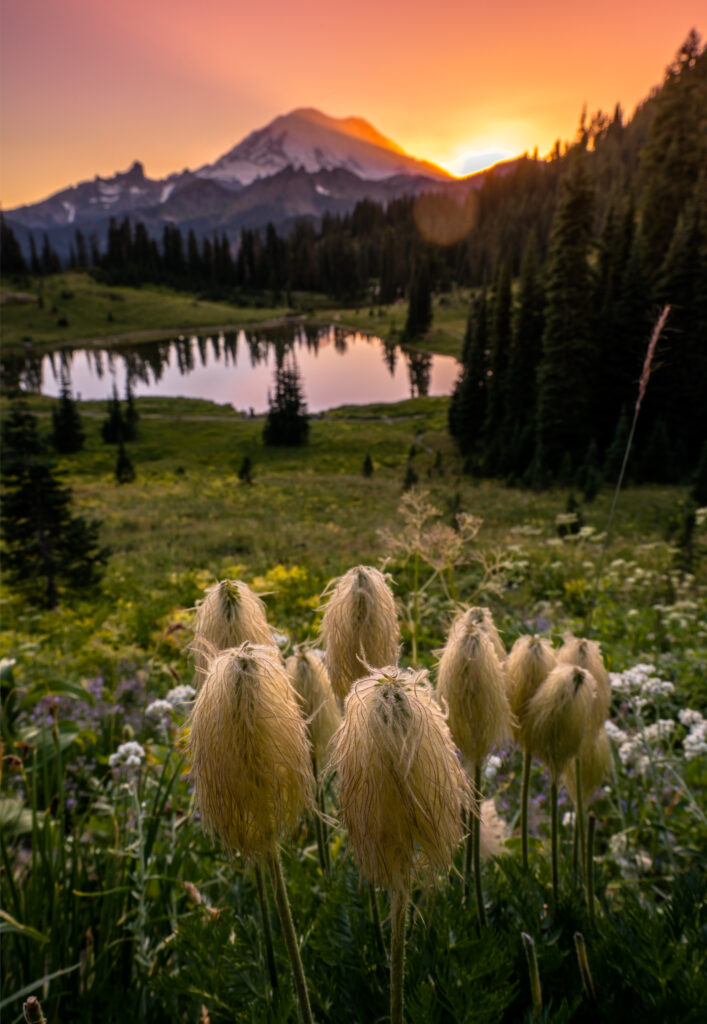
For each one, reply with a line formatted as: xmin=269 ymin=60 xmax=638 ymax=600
xmin=101 ymin=385 xmax=126 ymax=444
xmin=482 ymin=260 xmax=513 ymax=473
xmin=263 ymin=359 xmax=309 ymax=446
xmin=51 ymin=369 xmax=84 ymax=453
xmin=1 ymin=404 xmax=107 ymax=608
xmin=448 ymin=290 xmax=488 ymax=462
xmin=403 ymin=257 xmax=432 ymax=340
xmin=535 ymin=157 xmax=596 ymax=476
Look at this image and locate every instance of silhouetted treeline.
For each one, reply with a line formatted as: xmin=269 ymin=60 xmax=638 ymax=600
xmin=450 ymin=31 xmax=707 ymax=486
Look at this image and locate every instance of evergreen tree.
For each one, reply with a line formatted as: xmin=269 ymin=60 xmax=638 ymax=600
xmin=51 ymin=369 xmax=84 ymax=453
xmin=363 ymin=453 xmax=374 ymax=478
xmin=0 ymin=216 xmax=28 ymax=275
xmin=123 ymin=378 xmax=139 ymax=441
xmin=577 ymin=438 xmax=602 ymax=501
xmin=1 ymin=403 xmax=107 ymax=608
xmin=535 ymin=157 xmax=596 ymax=477
xmin=101 ymin=385 xmax=125 ymax=443
xmin=238 ymin=455 xmax=254 ymax=484
xmin=603 ymin=406 xmax=631 ymax=482
xmin=692 ymin=441 xmax=707 ymax=506
xmin=448 ymin=290 xmax=488 ymax=460
xmin=115 ymin=441 xmax=136 ymax=484
xmin=482 ymin=261 xmax=513 ymax=473
xmin=403 ymin=257 xmax=432 ymax=340
xmin=263 ymin=360 xmax=309 ymax=446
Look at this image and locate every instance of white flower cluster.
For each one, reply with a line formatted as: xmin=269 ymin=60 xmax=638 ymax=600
xmin=165 ymin=684 xmax=196 ymax=706
xmin=609 ymin=663 xmax=674 ymax=702
xmin=609 ymin=832 xmax=653 ymax=878
xmin=109 ymin=741 xmax=146 ymax=770
xmin=484 ymin=754 xmax=502 ymax=782
xmin=146 ymin=699 xmax=174 ymax=719
xmin=678 ymin=709 xmax=707 ymax=760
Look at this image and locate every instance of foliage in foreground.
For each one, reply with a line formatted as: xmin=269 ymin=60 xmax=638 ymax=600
xmin=1 ymin=493 xmax=706 ymax=1021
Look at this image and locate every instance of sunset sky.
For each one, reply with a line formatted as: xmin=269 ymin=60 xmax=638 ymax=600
xmin=0 ymin=0 xmax=702 ymax=209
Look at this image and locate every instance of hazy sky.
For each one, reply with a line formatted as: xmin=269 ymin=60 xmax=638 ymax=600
xmin=0 ymin=0 xmax=701 ymax=208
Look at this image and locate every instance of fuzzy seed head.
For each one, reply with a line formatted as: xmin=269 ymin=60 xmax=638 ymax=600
xmin=436 ymin=615 xmax=512 ymax=771
xmin=557 ymin=636 xmax=611 ymax=726
xmin=320 ymin=565 xmax=400 ymax=703
xmin=329 ymin=666 xmax=471 ymax=893
xmin=188 ymin=643 xmax=313 ymax=859
xmin=505 ymin=635 xmax=557 ymax=742
xmin=192 ymin=580 xmax=274 ymax=680
xmin=286 ymin=650 xmax=341 ymax=765
xmin=461 ymin=606 xmax=506 ymax=661
xmin=563 ymin=726 xmax=611 ymax=804
xmin=523 ymin=664 xmax=598 ymax=781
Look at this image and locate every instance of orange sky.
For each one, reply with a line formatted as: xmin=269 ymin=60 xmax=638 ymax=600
xmin=0 ymin=0 xmax=702 ymax=208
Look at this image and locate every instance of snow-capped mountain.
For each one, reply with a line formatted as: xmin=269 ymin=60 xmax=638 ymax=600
xmin=196 ymin=107 xmax=452 ymax=185
xmin=4 ymin=107 xmax=518 ymax=262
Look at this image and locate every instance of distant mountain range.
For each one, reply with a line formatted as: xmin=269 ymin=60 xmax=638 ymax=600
xmin=5 ymin=107 xmax=520 ymax=261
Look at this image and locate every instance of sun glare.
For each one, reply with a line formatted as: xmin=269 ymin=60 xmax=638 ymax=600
xmin=440 ymin=147 xmax=516 ymax=178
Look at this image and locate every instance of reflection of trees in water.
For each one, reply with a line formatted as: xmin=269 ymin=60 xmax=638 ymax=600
xmin=197 ymin=335 xmax=209 ymax=367
xmin=382 ymin=340 xmax=398 ymax=376
xmin=333 ymin=327 xmax=348 ymax=354
xmin=406 ymin=350 xmax=432 ymax=397
xmin=175 ymin=337 xmax=195 ymax=374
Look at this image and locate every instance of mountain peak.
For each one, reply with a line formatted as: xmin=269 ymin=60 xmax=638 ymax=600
xmin=197 ymin=108 xmax=450 ymax=186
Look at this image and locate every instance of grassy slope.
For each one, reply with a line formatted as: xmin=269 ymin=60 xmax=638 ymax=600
xmin=1 ymin=392 xmax=693 ymax=678
xmin=1 ymin=272 xmax=469 ymax=358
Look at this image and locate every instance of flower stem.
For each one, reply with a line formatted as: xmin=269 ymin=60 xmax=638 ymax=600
xmin=575 ymin=757 xmax=585 ymax=884
xmin=254 ymin=861 xmax=278 ymax=993
xmin=266 ymin=849 xmax=314 ymax=1024
xmin=521 ymin=932 xmax=542 ymax=1018
xmin=521 ymin=749 xmax=531 ymax=870
xmin=390 ymin=887 xmax=407 ymax=1024
xmin=473 ymin=764 xmax=487 ymax=927
xmin=551 ymin=781 xmax=559 ymax=905
xmin=586 ymin=813 xmax=596 ymax=929
xmin=369 ymin=881 xmax=387 ymax=959
xmin=574 ymin=931 xmax=596 ymax=1003
xmin=464 ymin=806 xmax=473 ymax=904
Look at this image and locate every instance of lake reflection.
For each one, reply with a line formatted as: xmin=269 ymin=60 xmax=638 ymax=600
xmin=6 ymin=325 xmax=460 ymax=413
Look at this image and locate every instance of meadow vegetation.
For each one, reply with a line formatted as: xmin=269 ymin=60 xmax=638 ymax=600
xmin=1 ymin=391 xmax=705 ymax=1021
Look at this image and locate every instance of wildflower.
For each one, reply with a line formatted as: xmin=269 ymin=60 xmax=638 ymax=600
xmin=146 ymin=699 xmax=174 ymax=719
xmin=556 ymin=636 xmax=610 ymax=725
xmin=188 ymin=643 xmax=313 ymax=859
xmin=437 ymin=614 xmax=512 ymax=772
xmin=562 ymin=726 xmax=611 ymax=802
xmin=109 ymin=740 xmax=146 ymax=771
xmin=329 ymin=666 xmax=471 ymax=892
xmin=320 ymin=565 xmax=399 ymax=703
xmin=523 ymin=665 xmax=597 ymax=782
xmin=166 ymin=684 xmax=196 ymax=707
xmin=286 ymin=649 xmax=341 ymax=766
xmin=192 ymin=579 xmax=273 ymax=680
xmin=505 ymin=634 xmax=556 ymax=739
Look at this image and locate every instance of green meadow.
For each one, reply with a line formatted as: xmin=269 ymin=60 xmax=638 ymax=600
xmin=1 ymin=368 xmax=706 ymax=1022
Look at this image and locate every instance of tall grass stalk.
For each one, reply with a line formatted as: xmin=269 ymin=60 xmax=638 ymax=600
xmin=390 ymin=888 xmax=407 ymax=1024
xmin=585 ymin=305 xmax=670 ymax=634
xmin=574 ymin=932 xmax=596 ymax=1003
xmin=574 ymin=758 xmax=585 ymax=883
xmin=521 ymin=933 xmax=542 ymax=1018
xmin=473 ymin=765 xmax=487 ymax=927
xmin=254 ymin=863 xmax=278 ymax=993
xmin=551 ymin=782 xmax=559 ymax=904
xmin=586 ymin=813 xmax=597 ymax=928
xmin=266 ymin=850 xmax=314 ymax=1024
xmin=521 ymin=750 xmax=532 ymax=870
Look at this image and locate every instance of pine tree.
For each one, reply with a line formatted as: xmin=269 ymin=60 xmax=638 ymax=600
xmin=692 ymin=441 xmax=707 ymax=506
xmin=0 ymin=216 xmax=28 ymax=275
xmin=263 ymin=360 xmax=309 ymax=446
xmin=535 ymin=157 xmax=596 ymax=477
xmin=483 ymin=260 xmax=513 ymax=473
xmin=115 ymin=441 xmax=136 ymax=484
xmin=363 ymin=453 xmax=374 ymax=478
xmin=238 ymin=455 xmax=254 ymax=484
xmin=603 ymin=406 xmax=631 ymax=483
xmin=123 ymin=378 xmax=139 ymax=441
xmin=1 ymin=403 xmax=107 ymax=608
xmin=448 ymin=290 xmax=488 ymax=460
xmin=51 ymin=369 xmax=84 ymax=453
xmin=101 ymin=385 xmax=125 ymax=443
xmin=403 ymin=257 xmax=432 ymax=340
